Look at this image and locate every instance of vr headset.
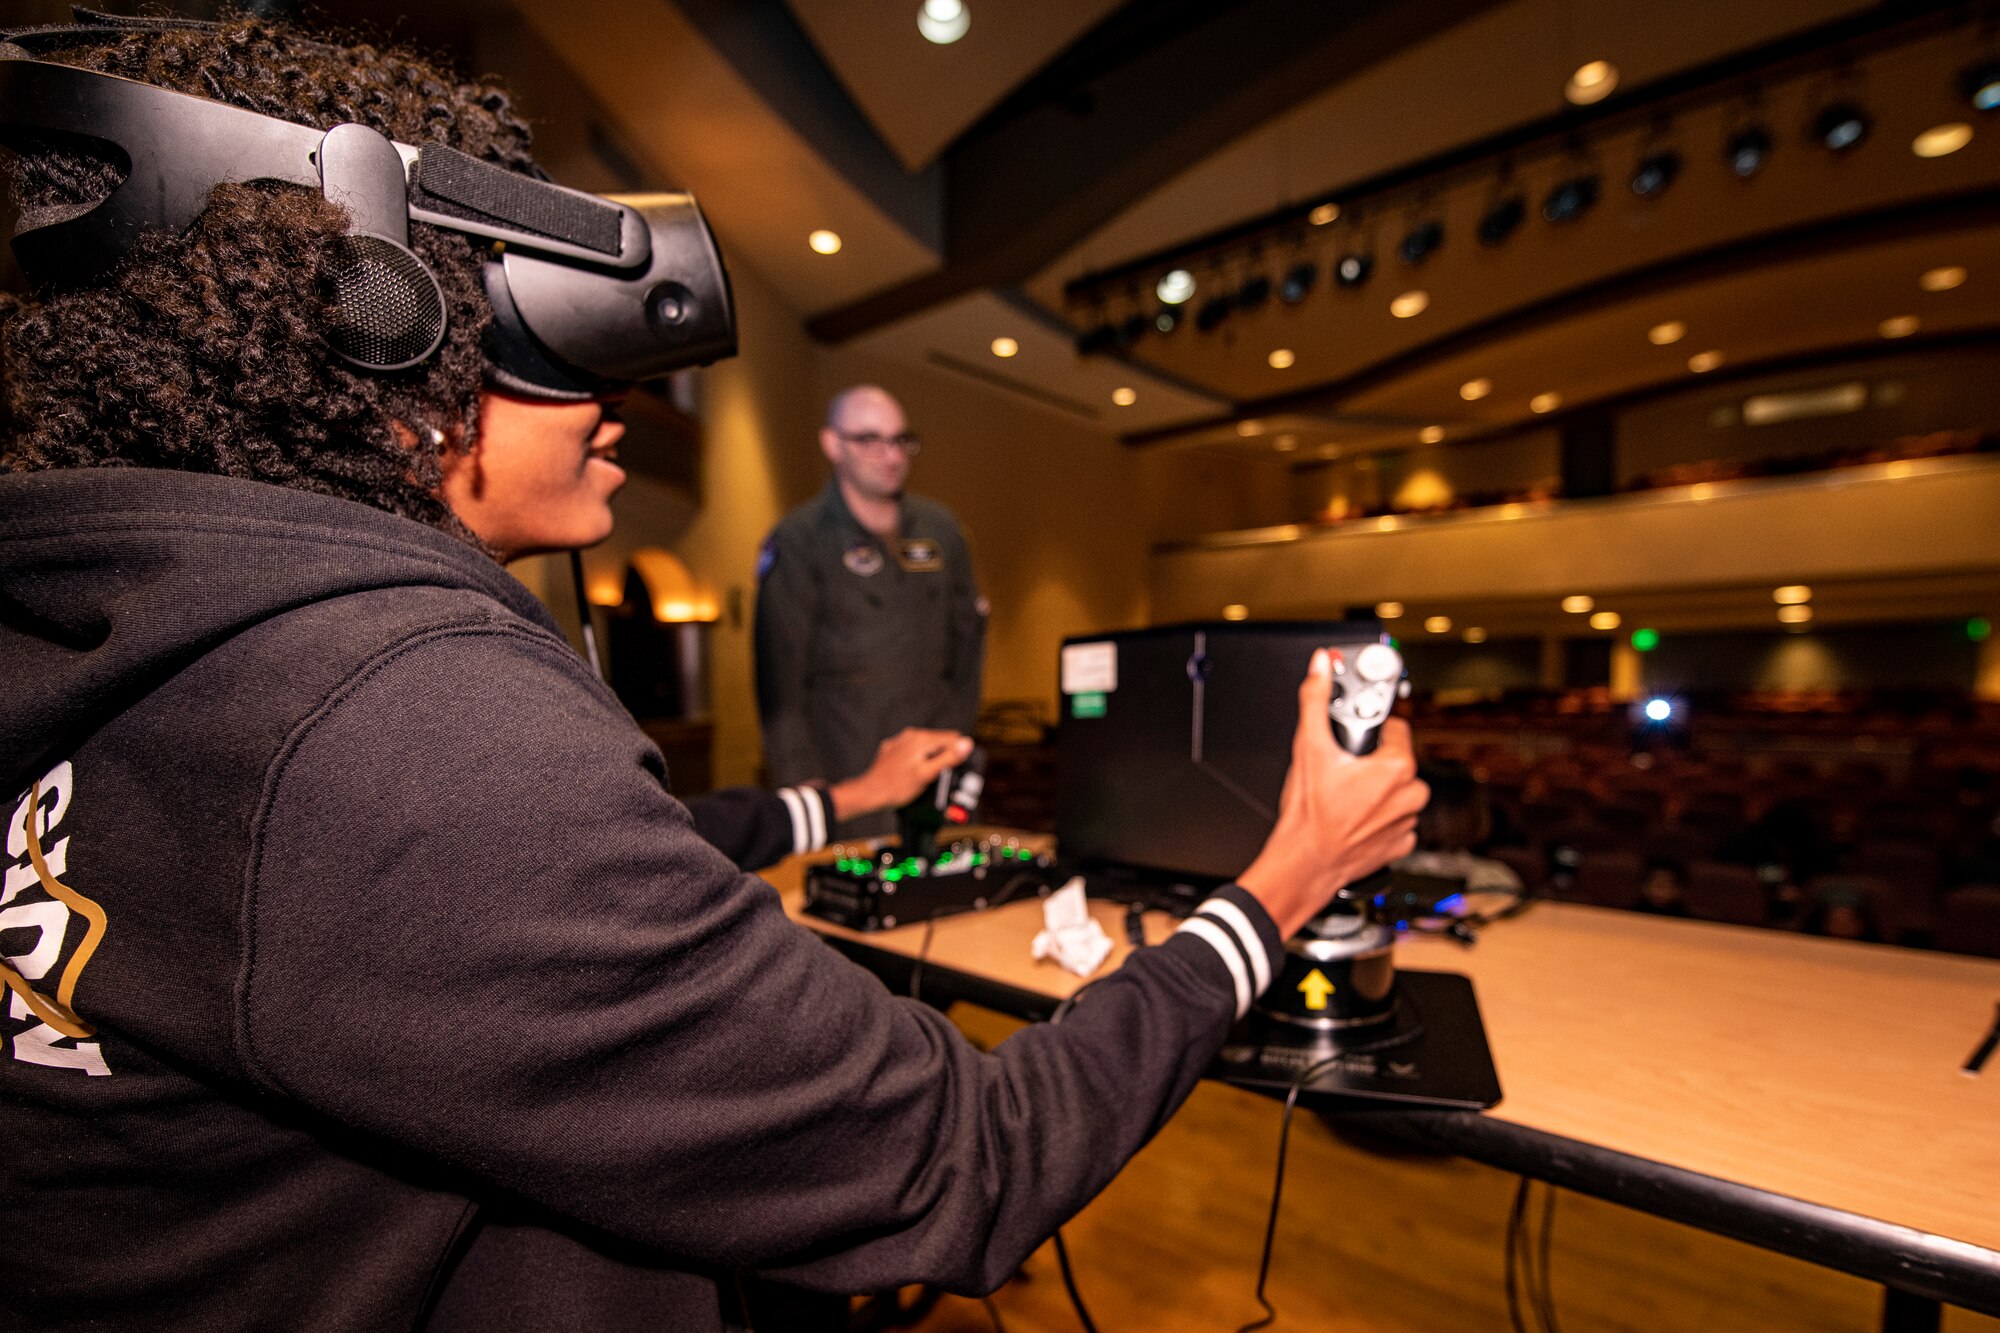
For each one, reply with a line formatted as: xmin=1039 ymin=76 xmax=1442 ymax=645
xmin=0 ymin=14 xmax=736 ymax=399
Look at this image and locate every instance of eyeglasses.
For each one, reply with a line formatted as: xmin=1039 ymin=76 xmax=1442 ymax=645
xmin=833 ymin=430 xmax=921 ymax=455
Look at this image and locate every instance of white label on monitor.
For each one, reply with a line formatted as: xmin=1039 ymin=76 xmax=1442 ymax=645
xmin=1060 ymin=641 xmax=1117 ymax=694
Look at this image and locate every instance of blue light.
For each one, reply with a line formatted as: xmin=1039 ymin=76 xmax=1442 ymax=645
xmin=1644 ymin=698 xmax=1673 ymax=722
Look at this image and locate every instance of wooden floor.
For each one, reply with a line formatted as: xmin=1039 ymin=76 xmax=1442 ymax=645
xmin=904 ymin=1005 xmax=2000 ymax=1333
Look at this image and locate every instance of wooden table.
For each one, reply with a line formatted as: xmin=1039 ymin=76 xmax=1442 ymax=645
xmin=768 ymin=844 xmax=2000 ymax=1323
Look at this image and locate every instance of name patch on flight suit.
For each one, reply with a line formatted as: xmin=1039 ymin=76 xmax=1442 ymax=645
xmin=896 ymin=538 xmax=943 ymax=572
xmin=843 ymin=543 xmax=884 ymax=577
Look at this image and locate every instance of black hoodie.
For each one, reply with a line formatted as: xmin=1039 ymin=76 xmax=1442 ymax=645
xmin=0 ymin=468 xmax=1283 ymax=1332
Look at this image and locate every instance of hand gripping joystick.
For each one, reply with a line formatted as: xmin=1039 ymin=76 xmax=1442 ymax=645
xmin=1253 ymin=640 xmax=1410 ymax=1035
xmin=1328 ymin=642 xmax=1409 ymax=756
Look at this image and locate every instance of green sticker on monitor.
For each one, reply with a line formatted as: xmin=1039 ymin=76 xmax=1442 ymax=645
xmin=1071 ymin=691 xmax=1107 ymax=718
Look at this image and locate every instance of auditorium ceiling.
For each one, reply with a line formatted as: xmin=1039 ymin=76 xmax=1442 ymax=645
xmin=482 ymin=0 xmax=2000 ymax=461
xmin=47 ymin=0 xmax=1991 ymax=457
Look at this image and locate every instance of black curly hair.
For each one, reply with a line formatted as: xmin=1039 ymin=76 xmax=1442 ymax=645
xmin=0 ymin=13 xmax=540 ymax=542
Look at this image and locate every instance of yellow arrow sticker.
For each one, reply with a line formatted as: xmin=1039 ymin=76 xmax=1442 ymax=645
xmin=1297 ymin=968 xmax=1336 ymax=1011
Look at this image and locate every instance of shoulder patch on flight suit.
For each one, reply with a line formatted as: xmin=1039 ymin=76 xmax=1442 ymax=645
xmin=843 ymin=543 xmax=884 ymax=577
xmin=896 ymin=538 xmax=943 ymax=572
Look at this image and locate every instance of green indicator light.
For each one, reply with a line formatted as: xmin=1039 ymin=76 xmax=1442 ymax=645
xmin=1387 ymin=636 xmax=1400 ymax=649
xmin=1970 ymin=617 xmax=1993 ymax=643
xmin=882 ymin=869 xmax=903 ymax=882
xmin=1631 ymin=627 xmax=1660 ymax=652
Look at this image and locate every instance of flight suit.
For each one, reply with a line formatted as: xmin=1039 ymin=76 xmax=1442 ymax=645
xmin=754 ymin=478 xmax=986 ymax=835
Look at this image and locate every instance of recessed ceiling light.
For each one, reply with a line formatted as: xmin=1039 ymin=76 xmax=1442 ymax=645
xmin=1649 ymin=320 xmax=1687 ymax=345
xmin=1425 ymin=615 xmax=1453 ymax=633
xmin=1463 ymin=627 xmax=1488 ymax=643
xmin=1566 ymin=60 xmax=1618 ymax=106
xmin=1773 ymin=585 xmax=1812 ymax=604
xmin=1913 ymin=123 xmax=1973 ymax=158
xmin=1688 ymin=350 xmax=1724 ymax=373
xmin=1274 ymin=434 xmax=1298 ymax=451
xmin=1880 ymin=315 xmax=1920 ymax=339
xmin=1460 ymin=377 xmax=1492 ymax=401
xmin=1111 ymin=386 xmax=1136 ymax=406
xmin=1390 ymin=290 xmax=1430 ymax=318
xmin=990 ymin=337 xmax=1018 ymax=358
xmin=1562 ymin=595 xmax=1595 ymax=614
xmin=1777 ymin=603 xmax=1813 ymax=624
xmin=917 ymin=0 xmax=970 ymax=44
xmin=1222 ymin=604 xmax=1250 ymax=622
xmin=1237 ymin=419 xmax=1264 ymax=437
xmin=1309 ymin=203 xmax=1341 ymax=226
xmin=1590 ymin=610 xmax=1622 ymax=630
xmin=1268 ymin=348 xmax=1296 ymax=369
xmin=1318 ymin=444 xmax=1342 ymax=460
xmin=1156 ymin=269 xmax=1195 ymax=305
xmin=1419 ymin=425 xmax=1444 ymax=444
xmin=1921 ymin=265 xmax=1967 ymax=292
xmin=1374 ymin=600 xmax=1406 ymax=619
xmin=808 ymin=229 xmax=842 ymax=255
xmin=1530 ymin=392 xmax=1562 ymax=414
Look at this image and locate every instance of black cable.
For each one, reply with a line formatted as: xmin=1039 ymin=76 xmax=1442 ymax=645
xmin=908 ymin=919 xmax=937 ymax=1002
xmin=1504 ymin=1175 xmax=1531 ymax=1333
xmin=1234 ymin=1049 xmax=1345 ymax=1333
xmin=1051 ymin=1230 xmax=1099 ymax=1333
xmin=1536 ymin=1184 xmax=1562 ymax=1333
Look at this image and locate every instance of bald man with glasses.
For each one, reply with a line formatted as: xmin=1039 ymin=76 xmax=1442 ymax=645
xmin=755 ymin=385 xmax=987 ymax=836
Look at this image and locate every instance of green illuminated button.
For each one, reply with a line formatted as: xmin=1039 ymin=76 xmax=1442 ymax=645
xmin=1071 ymin=692 xmax=1107 ymax=719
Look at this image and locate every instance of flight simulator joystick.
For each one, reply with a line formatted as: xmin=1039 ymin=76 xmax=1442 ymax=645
xmin=1255 ymin=643 xmax=1411 ymax=1034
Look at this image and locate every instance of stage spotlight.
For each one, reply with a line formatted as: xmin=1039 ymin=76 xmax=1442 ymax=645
xmin=1195 ymin=295 xmax=1234 ymax=332
xmin=1542 ymin=173 xmax=1600 ymax=223
xmin=1398 ymin=219 xmax=1444 ymax=266
xmin=1117 ymin=313 xmax=1149 ymax=347
xmin=1726 ymin=123 xmax=1773 ymax=177
xmin=1630 ymin=149 xmax=1681 ymax=198
xmin=1279 ymin=261 xmax=1318 ymax=303
xmin=1154 ymin=305 xmax=1182 ymax=334
xmin=1960 ymin=60 xmax=2000 ymax=112
xmin=1813 ymin=102 xmax=1870 ymax=152
xmin=1237 ymin=274 xmax=1272 ymax=312
xmin=1156 ymin=268 xmax=1195 ymax=305
xmin=1075 ymin=322 xmax=1117 ymax=356
xmin=1643 ymin=698 xmax=1674 ymax=723
xmin=1334 ymin=252 xmax=1374 ymax=287
xmin=1477 ymin=195 xmax=1525 ymax=246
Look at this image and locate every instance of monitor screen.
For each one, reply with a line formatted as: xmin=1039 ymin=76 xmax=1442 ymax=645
xmin=1055 ymin=620 xmax=1382 ymax=882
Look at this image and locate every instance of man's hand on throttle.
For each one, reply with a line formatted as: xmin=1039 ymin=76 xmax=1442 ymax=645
xmin=1236 ymin=649 xmax=1430 ymax=938
xmin=828 ymin=728 xmax=975 ymax=820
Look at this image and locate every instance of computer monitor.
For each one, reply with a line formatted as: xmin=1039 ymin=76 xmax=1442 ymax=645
xmin=1055 ymin=620 xmax=1383 ymax=883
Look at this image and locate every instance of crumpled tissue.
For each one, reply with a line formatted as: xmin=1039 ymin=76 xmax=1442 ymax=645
xmin=1030 ymin=877 xmax=1113 ymax=978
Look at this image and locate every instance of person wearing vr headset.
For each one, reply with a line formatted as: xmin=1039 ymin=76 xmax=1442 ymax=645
xmin=0 ymin=13 xmax=1428 ymax=1333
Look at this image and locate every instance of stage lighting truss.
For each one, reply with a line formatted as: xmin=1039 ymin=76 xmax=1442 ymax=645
xmin=1278 ymin=260 xmax=1318 ymax=303
xmin=1725 ymin=121 xmax=1774 ymax=178
xmin=1812 ymin=100 xmax=1871 ymax=152
xmin=1334 ymin=251 xmax=1375 ymax=287
xmin=1962 ymin=58 xmax=2000 ymax=111
xmin=1630 ymin=147 xmax=1681 ymax=198
xmin=1398 ymin=217 xmax=1444 ymax=266
xmin=1542 ymin=171 xmax=1600 ymax=223
xmin=1476 ymin=193 xmax=1524 ymax=246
